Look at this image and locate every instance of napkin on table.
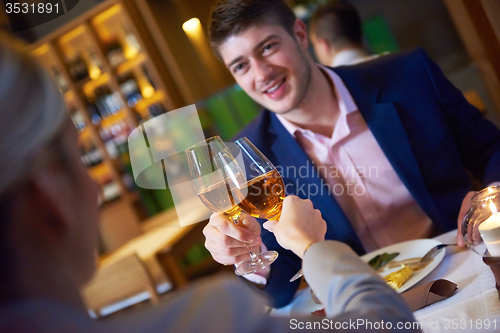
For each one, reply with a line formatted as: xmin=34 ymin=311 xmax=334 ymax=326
xmin=401 ymin=279 xmax=457 ymax=311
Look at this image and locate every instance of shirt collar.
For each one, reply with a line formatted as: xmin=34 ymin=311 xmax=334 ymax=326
xmin=276 ymin=65 xmax=358 ymax=138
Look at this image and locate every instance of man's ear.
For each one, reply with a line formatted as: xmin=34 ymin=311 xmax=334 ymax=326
xmin=293 ymin=19 xmax=309 ymax=50
xmin=30 ymin=163 xmax=75 ymax=234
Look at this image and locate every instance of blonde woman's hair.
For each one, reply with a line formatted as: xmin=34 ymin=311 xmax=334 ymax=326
xmin=0 ymin=34 xmax=67 ymax=196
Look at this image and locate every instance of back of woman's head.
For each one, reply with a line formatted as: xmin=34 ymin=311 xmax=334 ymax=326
xmin=0 ymin=35 xmax=67 ymax=198
xmin=0 ymin=35 xmax=67 ymax=287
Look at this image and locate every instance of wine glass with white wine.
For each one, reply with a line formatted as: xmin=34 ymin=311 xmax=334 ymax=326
xmin=185 ymin=136 xmax=278 ymax=275
xmin=218 ymin=137 xmax=286 ymax=220
xmin=219 ymin=137 xmax=304 ymax=282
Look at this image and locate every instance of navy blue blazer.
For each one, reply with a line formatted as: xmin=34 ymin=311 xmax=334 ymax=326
xmin=236 ymin=48 xmax=500 ymax=307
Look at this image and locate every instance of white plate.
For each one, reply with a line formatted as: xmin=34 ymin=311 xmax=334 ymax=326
xmin=290 ymin=239 xmax=445 ymax=316
xmin=360 ymin=238 xmax=445 ymax=293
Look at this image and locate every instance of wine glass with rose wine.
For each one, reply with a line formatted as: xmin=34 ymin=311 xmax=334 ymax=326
xmin=185 ymin=136 xmax=278 ymax=275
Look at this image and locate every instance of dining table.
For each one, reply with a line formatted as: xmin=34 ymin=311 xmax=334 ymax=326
xmin=272 ymin=230 xmax=500 ymax=332
xmin=93 ymin=200 xmax=211 ymax=316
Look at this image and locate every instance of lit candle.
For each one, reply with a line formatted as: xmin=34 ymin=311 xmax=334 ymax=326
xmin=478 ymin=201 xmax=500 ymax=256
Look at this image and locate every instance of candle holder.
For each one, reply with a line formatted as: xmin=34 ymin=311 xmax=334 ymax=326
xmin=462 ymin=185 xmax=500 ymax=298
xmin=482 ymin=256 xmax=500 ymax=298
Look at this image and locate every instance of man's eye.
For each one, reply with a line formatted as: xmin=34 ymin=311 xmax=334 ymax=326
xmin=233 ymin=63 xmax=245 ymax=74
xmin=263 ymin=43 xmax=277 ymax=54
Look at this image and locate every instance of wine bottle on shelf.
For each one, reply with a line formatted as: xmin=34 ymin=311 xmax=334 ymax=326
xmin=99 ymin=120 xmax=130 ymax=160
xmin=93 ymin=86 xmax=112 ymax=118
xmin=80 ymin=142 xmax=103 ymax=167
xmin=147 ymin=103 xmax=167 ymax=119
xmin=101 ymin=175 xmax=121 ymax=202
xmin=86 ymin=49 xmax=103 ymax=80
xmin=90 ymin=144 xmax=103 ymax=167
xmin=87 ymin=103 xmax=102 ymax=125
xmin=134 ymin=108 xmax=144 ymax=124
xmin=118 ymin=73 xmax=143 ymax=107
xmin=51 ymin=67 xmax=68 ymax=93
xmin=105 ymin=92 xmax=124 ymax=115
xmin=135 ymin=67 xmax=155 ymax=99
xmin=99 ymin=127 xmax=115 ymax=159
xmin=69 ymin=108 xmax=86 ymax=131
xmin=104 ymin=37 xmax=126 ymax=67
xmin=122 ymin=25 xmax=141 ymax=59
xmin=65 ymin=54 xmax=78 ymax=81
xmin=93 ymin=86 xmax=123 ymax=118
xmin=71 ymin=53 xmax=89 ymax=82
xmin=141 ymin=64 xmax=156 ymax=90
xmin=79 ymin=145 xmax=89 ymax=166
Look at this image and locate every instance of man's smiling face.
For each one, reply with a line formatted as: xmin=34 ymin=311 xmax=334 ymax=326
xmin=218 ymin=20 xmax=312 ymax=114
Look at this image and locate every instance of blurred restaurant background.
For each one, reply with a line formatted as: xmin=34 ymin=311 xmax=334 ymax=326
xmin=1 ymin=0 xmax=500 ymax=318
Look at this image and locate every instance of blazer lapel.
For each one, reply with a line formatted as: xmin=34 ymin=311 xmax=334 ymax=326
xmin=336 ymin=68 xmax=441 ymax=224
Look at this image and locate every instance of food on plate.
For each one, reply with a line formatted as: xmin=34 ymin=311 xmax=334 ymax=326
xmin=368 ymin=252 xmax=400 ymax=271
xmin=383 ymin=265 xmax=414 ymax=290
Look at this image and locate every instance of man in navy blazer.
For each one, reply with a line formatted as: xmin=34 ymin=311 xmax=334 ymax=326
xmin=204 ymin=0 xmax=500 ymax=307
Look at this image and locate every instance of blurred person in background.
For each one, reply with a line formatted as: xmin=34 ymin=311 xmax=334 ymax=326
xmin=0 ymin=35 xmax=419 ymax=332
xmin=309 ymin=1 xmax=371 ymax=67
xmin=204 ymin=0 xmax=500 ymax=307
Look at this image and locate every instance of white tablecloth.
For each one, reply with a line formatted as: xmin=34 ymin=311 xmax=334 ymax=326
xmin=273 ymin=230 xmax=500 ymax=332
xmin=414 ymin=230 xmax=500 ymax=332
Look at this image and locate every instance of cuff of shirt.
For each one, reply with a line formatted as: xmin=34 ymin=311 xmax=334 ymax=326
xmin=239 ymin=243 xmax=271 ymax=285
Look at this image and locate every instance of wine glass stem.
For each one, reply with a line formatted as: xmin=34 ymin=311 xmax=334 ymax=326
xmin=230 ymin=215 xmax=258 ymax=262
xmin=244 ymin=243 xmax=258 ymax=261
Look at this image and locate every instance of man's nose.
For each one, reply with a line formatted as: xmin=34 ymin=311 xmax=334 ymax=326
xmin=252 ymin=60 xmax=273 ymax=83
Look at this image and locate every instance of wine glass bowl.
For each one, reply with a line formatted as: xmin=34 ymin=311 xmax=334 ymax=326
xmin=228 ymin=138 xmax=286 ymax=221
xmin=186 ymin=136 xmax=278 ymax=275
xmin=461 ymin=185 xmax=500 ymax=256
xmin=185 ymin=136 xmax=240 ymax=218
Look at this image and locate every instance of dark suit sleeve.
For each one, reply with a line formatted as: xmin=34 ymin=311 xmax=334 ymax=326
xmin=418 ymin=49 xmax=500 ymax=185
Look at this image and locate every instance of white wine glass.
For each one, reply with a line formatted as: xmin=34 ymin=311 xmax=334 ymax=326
xmin=185 ymin=136 xmax=277 ymax=275
xmin=220 ymin=137 xmax=305 ymax=282
xmin=215 ymin=137 xmax=287 ymax=274
xmin=220 ymin=137 xmax=285 ymax=220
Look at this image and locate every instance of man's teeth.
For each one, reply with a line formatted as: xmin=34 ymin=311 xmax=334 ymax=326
xmin=267 ymin=81 xmax=281 ymax=93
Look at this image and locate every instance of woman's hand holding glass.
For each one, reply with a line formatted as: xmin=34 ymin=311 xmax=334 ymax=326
xmin=263 ymin=196 xmax=327 ymax=259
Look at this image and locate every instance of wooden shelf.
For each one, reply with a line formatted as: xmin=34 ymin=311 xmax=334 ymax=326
xmin=115 ymin=53 xmax=147 ymax=75
xmin=26 ymin=0 xmax=182 ymax=227
xmin=135 ymin=90 xmax=166 ymax=112
xmin=80 ymin=73 xmax=111 ymax=96
xmin=99 ymin=109 xmax=129 ymax=128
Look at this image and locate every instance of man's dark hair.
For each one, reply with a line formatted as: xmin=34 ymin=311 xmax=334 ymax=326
xmin=209 ymin=0 xmax=297 ymax=59
xmin=310 ymin=1 xmax=363 ymax=48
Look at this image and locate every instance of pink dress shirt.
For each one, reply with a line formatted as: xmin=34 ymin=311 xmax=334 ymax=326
xmin=276 ymin=65 xmax=434 ymax=252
